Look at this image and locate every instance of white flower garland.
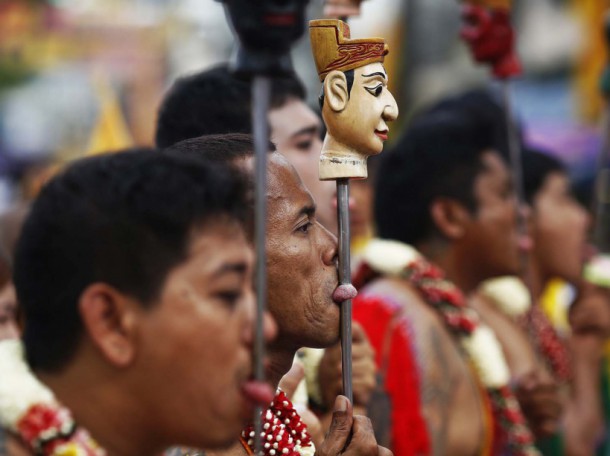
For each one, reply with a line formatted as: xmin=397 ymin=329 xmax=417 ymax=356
xmin=0 ymin=339 xmax=105 ymax=456
xmin=0 ymin=339 xmax=55 ymax=430
xmin=462 ymin=325 xmax=511 ymax=388
xmin=584 ymin=254 xmax=610 ymax=288
xmin=479 ymin=276 xmax=532 ymax=318
xmin=298 ymin=348 xmax=324 ymax=408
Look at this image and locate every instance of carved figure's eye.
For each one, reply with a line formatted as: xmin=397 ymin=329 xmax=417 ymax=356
xmin=366 ymin=85 xmax=383 ymax=97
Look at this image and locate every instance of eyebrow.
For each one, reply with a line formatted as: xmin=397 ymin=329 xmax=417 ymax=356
xmin=212 ymin=262 xmax=248 ymax=279
xmin=361 ymin=72 xmax=387 ymax=80
xmin=290 ymin=125 xmax=319 ymax=139
xmin=298 ymin=204 xmax=316 ymax=219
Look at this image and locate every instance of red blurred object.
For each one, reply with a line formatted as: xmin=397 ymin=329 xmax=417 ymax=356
xmin=460 ymin=3 xmax=522 ymax=79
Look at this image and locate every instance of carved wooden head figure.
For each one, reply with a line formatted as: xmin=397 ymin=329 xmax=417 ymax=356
xmin=310 ymin=19 xmax=398 ymax=180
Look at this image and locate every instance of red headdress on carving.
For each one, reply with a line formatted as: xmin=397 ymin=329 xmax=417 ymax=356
xmin=309 ymin=19 xmax=388 ymax=82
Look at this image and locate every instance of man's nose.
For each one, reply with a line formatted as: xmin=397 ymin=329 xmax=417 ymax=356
xmin=320 ymin=223 xmax=339 ymax=267
xmin=244 ymin=294 xmax=278 ymax=346
xmin=262 ymin=311 xmax=278 ymax=344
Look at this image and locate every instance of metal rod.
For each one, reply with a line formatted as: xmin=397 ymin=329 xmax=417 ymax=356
xmin=502 ymin=81 xmax=529 ymax=275
xmin=336 ymin=178 xmax=353 ymax=403
xmin=502 ymin=80 xmax=538 ymax=342
xmin=252 ymin=76 xmax=271 ymax=456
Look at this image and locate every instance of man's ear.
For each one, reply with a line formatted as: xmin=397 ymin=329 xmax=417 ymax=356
xmin=79 ymin=283 xmax=139 ymax=367
xmin=323 ymin=70 xmax=349 ymax=113
xmin=430 ymin=198 xmax=471 ymax=240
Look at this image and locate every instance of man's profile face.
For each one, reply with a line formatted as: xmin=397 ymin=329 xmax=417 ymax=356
xmin=262 ymin=153 xmax=341 ymax=349
xmin=327 ymin=62 xmax=398 ymax=157
xmin=134 ymin=223 xmax=275 ymax=449
xmin=459 ymin=151 xmax=526 ymax=279
xmin=269 ymin=98 xmax=338 ymax=234
xmin=531 ymin=172 xmax=590 ymax=284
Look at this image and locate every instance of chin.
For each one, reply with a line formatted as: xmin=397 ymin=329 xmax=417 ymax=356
xmin=306 ymin=328 xmax=340 ymax=349
xmin=322 ymin=325 xmax=341 ymax=348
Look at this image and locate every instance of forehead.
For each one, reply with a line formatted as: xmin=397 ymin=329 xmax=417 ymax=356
xmin=479 ymin=150 xmax=509 ymax=179
xmin=354 ymin=62 xmax=387 ymax=80
xmin=186 ymin=222 xmax=252 ymax=270
xmin=540 ymin=171 xmax=569 ymax=193
xmin=267 ymin=154 xmax=314 ymax=212
xmin=268 ymin=98 xmax=320 ymax=140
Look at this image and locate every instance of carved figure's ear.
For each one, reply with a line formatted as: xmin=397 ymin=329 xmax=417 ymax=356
xmin=324 ymin=70 xmax=349 ymax=113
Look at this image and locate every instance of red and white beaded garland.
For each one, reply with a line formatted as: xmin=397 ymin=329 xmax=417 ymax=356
xmin=241 ymin=390 xmax=314 ymax=456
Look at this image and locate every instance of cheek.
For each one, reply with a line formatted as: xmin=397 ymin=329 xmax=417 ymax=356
xmin=534 ymin=205 xmax=566 ymax=243
xmin=478 ymin=202 xmax=515 ymax=235
xmin=267 ymin=247 xmax=309 ymax=311
xmin=0 ymin=321 xmax=17 ymax=340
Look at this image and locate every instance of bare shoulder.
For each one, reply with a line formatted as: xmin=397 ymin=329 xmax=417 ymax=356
xmin=364 ymin=276 xmax=445 ymax=327
xmin=364 ymin=278 xmax=455 ymax=356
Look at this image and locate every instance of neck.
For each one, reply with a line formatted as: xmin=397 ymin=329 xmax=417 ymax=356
xmin=41 ymin=359 xmax=163 ymax=456
xmin=419 ymin=241 xmax=480 ymax=294
xmin=525 ymin=256 xmax=546 ymax=302
xmin=320 ymin=134 xmax=368 ymax=180
xmin=266 ymin=342 xmax=299 ymax=389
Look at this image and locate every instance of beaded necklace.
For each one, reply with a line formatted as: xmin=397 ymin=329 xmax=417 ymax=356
xmin=240 ymin=390 xmax=314 ymax=456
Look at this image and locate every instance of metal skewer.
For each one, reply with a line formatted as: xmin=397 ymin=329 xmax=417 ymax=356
xmin=336 ymin=178 xmax=353 ymax=402
xmin=252 ymin=76 xmax=271 ymax=456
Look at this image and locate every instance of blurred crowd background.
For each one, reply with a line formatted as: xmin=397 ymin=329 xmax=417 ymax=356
xmin=0 ymin=0 xmax=607 ymax=211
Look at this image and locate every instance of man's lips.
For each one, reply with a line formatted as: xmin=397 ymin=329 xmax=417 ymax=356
xmin=332 ymin=284 xmax=358 ymax=303
xmin=375 ymin=130 xmax=388 ymax=141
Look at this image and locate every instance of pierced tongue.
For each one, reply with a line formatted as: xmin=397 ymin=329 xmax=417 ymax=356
xmin=332 ymin=284 xmax=358 ymax=303
xmin=242 ymin=381 xmax=275 ymax=406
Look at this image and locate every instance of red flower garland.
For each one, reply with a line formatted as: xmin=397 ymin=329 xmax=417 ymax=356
xmin=520 ymin=306 xmax=571 ymax=383
xmin=16 ymin=403 xmax=103 ymax=455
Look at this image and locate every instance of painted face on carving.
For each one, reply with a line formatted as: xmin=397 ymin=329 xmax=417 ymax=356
xmin=324 ymin=62 xmax=398 ymax=157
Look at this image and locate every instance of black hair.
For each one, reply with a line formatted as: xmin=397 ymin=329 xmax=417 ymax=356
xmin=166 ymin=133 xmax=275 ymax=163
xmin=155 ymin=64 xmax=306 ymax=148
xmin=167 ymin=133 xmax=277 ymax=238
xmin=424 ymin=88 xmax=523 ymax=162
xmin=521 ymin=147 xmax=566 ymax=205
xmin=318 ymin=69 xmax=355 ymax=110
xmin=375 ymin=107 xmax=497 ymax=246
xmin=14 ymin=149 xmax=247 ymax=372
